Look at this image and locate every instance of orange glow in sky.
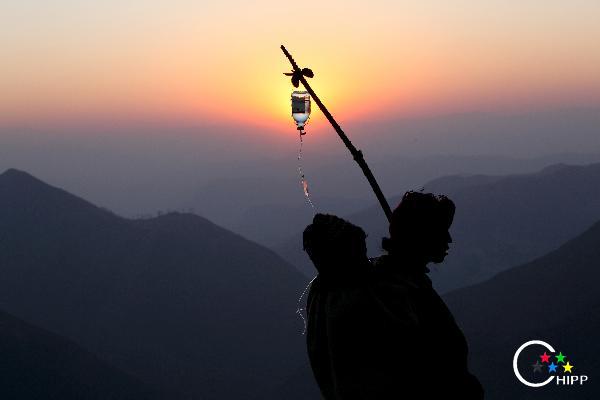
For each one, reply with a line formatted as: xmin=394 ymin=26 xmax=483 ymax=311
xmin=2 ymin=0 xmax=600 ymax=133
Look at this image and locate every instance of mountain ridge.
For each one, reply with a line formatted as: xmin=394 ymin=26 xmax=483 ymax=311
xmin=0 ymin=168 xmax=318 ymax=399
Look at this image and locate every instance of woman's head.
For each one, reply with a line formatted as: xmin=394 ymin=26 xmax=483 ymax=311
xmin=382 ymin=191 xmax=455 ymax=264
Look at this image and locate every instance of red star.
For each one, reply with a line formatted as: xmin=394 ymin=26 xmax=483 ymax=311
xmin=540 ymin=352 xmax=551 ymax=363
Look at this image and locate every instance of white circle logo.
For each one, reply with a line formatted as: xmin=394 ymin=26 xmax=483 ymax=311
xmin=513 ymin=340 xmax=556 ymax=387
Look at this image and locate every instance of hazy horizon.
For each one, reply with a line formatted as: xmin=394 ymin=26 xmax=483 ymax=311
xmin=1 ymin=107 xmax=599 ymax=227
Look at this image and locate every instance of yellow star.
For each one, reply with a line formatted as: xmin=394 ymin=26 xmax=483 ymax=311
xmin=563 ymin=362 xmax=574 ymax=373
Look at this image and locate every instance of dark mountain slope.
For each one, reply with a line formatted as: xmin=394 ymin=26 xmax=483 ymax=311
xmin=0 ymin=168 xmax=318 ymax=399
xmin=443 ymin=219 xmax=600 ymax=399
xmin=0 ymin=308 xmax=162 ymax=399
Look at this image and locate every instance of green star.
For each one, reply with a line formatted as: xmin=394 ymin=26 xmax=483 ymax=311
xmin=555 ymin=352 xmax=566 ymax=364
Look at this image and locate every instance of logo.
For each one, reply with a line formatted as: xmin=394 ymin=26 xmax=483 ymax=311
xmin=513 ymin=340 xmax=588 ymax=387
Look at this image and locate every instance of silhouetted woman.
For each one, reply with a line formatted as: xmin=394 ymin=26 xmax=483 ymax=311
xmin=303 ymin=192 xmax=483 ymax=399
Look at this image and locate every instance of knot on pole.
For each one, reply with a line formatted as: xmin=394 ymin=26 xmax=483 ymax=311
xmin=284 ymin=68 xmax=314 ymax=88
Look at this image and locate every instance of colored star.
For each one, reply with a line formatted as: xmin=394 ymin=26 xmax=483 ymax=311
xmin=563 ymin=362 xmax=574 ymax=373
xmin=540 ymin=352 xmax=551 ymax=363
xmin=548 ymin=362 xmax=558 ymax=373
xmin=555 ymin=352 xmax=566 ymax=364
xmin=532 ymin=360 xmax=543 ymax=373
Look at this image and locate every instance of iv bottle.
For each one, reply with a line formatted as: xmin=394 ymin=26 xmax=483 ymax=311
xmin=291 ymin=90 xmax=311 ymax=134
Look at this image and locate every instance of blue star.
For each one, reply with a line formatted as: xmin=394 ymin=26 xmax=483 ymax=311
xmin=548 ymin=362 xmax=558 ymax=373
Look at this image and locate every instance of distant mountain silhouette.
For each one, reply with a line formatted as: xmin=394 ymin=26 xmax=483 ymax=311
xmin=443 ymin=217 xmax=600 ymax=399
xmin=192 ymin=153 xmax=600 ymax=251
xmin=0 ymin=168 xmax=319 ymax=399
xmin=277 ymin=163 xmax=600 ymax=293
xmin=0 ymin=308 xmax=161 ymax=399
xmin=422 ymin=162 xmax=600 ymax=291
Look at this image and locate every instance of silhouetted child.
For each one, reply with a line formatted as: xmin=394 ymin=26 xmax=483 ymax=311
xmin=303 ymin=192 xmax=484 ymax=399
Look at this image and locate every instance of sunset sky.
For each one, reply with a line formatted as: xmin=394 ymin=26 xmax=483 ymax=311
xmin=2 ymin=0 xmax=599 ymax=132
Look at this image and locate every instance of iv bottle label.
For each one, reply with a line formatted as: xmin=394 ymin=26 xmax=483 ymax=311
xmin=292 ymin=97 xmax=307 ymax=113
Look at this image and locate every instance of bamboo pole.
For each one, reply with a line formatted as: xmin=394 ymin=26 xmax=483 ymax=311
xmin=280 ymin=45 xmax=393 ymax=223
